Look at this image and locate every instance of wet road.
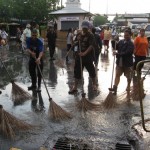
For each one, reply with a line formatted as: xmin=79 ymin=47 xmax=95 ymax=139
xmin=0 ymin=40 xmax=150 ymax=150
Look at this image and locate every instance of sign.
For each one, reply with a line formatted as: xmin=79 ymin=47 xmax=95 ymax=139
xmin=60 ymin=17 xmax=79 ymax=21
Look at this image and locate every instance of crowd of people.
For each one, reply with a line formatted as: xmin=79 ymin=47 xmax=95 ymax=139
xmin=0 ymin=21 xmax=149 ymax=97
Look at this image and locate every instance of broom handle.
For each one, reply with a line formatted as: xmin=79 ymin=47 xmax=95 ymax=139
xmin=65 ymin=42 xmax=78 ymax=58
xmin=111 ymin=56 xmax=115 ymax=88
xmin=36 ymin=63 xmax=52 ymax=101
xmin=110 ymin=41 xmax=117 ymax=88
xmin=79 ymin=41 xmax=84 ymax=94
xmin=0 ymin=57 xmax=13 ymax=82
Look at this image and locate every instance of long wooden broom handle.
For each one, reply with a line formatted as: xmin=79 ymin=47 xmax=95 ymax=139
xmin=65 ymin=42 xmax=78 ymax=58
xmin=0 ymin=57 xmax=14 ymax=82
xmin=36 ymin=63 xmax=52 ymax=101
xmin=111 ymin=56 xmax=115 ymax=88
xmin=79 ymin=41 xmax=85 ymax=95
xmin=110 ymin=41 xmax=117 ymax=88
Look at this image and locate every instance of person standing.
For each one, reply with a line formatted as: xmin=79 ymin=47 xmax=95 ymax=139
xmin=66 ymin=28 xmax=73 ymax=62
xmin=103 ymin=26 xmax=111 ymax=52
xmin=46 ymin=25 xmax=57 ymax=61
xmin=22 ymin=24 xmax=31 ymax=50
xmin=68 ymin=21 xmax=97 ymax=94
xmin=133 ymin=28 xmax=149 ymax=75
xmin=91 ymin=27 xmax=102 ymax=67
xmin=16 ymin=27 xmax=22 ymax=47
xmin=26 ymin=29 xmax=44 ymax=92
xmin=109 ymin=29 xmax=134 ymax=95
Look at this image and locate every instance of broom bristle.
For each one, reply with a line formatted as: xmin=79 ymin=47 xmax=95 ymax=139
xmin=103 ymin=92 xmax=117 ymax=109
xmin=0 ymin=105 xmax=33 ymax=139
xmin=11 ymin=82 xmax=32 ymax=105
xmin=49 ymin=100 xmax=72 ymax=121
xmin=76 ymin=96 xmax=101 ymax=112
xmin=130 ymin=78 xmax=145 ymax=101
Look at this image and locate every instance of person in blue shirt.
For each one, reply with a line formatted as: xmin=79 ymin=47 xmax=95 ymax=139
xmin=26 ymin=29 xmax=44 ymax=92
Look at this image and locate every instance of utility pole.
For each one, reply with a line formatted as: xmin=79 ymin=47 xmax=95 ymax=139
xmin=89 ymin=0 xmax=91 ymax=12
xmin=61 ymin=0 xmax=63 ymax=8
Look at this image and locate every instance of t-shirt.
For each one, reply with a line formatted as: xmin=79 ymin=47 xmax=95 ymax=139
xmin=104 ymin=30 xmax=111 ymax=40
xmin=134 ymin=36 xmax=148 ymax=56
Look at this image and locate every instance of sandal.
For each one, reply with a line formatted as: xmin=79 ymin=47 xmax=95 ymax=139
xmin=68 ymin=88 xmax=78 ymax=94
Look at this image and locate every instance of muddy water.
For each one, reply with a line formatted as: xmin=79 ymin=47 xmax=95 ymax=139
xmin=0 ymin=42 xmax=150 ymax=149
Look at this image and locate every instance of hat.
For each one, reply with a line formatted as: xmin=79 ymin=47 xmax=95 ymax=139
xmin=81 ymin=20 xmax=90 ymax=29
xmin=26 ymin=24 xmax=31 ymax=28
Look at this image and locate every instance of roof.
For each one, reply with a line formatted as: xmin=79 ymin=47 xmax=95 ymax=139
xmin=49 ymin=7 xmax=90 ymax=15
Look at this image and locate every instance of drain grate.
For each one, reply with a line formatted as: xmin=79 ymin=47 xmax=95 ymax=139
xmin=115 ymin=143 xmax=131 ymax=150
xmin=52 ymin=137 xmax=73 ymax=150
xmin=52 ymin=137 xmax=93 ymax=150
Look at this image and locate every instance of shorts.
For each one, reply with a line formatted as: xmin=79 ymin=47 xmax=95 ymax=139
xmin=116 ymin=66 xmax=133 ymax=80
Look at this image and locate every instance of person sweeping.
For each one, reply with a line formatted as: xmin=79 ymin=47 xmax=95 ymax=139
xmin=26 ymin=29 xmax=44 ymax=92
xmin=68 ymin=20 xmax=97 ymax=94
xmin=109 ymin=29 xmax=134 ymax=95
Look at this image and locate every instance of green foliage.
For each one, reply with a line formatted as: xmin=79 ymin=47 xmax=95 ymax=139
xmin=93 ymin=15 xmax=109 ymax=26
xmin=0 ymin=0 xmax=60 ymax=23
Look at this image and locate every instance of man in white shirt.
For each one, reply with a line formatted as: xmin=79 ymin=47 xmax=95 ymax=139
xmin=21 ymin=24 xmax=31 ymax=50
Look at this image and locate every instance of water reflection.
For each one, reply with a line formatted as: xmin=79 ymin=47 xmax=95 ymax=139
xmin=48 ymin=61 xmax=57 ymax=88
xmin=31 ymin=90 xmax=45 ymax=112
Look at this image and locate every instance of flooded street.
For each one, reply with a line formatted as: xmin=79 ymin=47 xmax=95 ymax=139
xmin=1 ymin=40 xmax=150 ymax=150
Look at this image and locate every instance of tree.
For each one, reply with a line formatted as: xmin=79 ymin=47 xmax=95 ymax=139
xmin=0 ymin=0 xmax=60 ymax=23
xmin=93 ymin=14 xmax=109 ymax=26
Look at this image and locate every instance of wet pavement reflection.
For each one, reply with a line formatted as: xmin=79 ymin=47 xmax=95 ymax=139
xmin=0 ymin=41 xmax=150 ymax=149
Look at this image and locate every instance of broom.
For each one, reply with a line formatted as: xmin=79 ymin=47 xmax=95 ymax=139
xmin=0 ymin=57 xmax=32 ymax=105
xmin=0 ymin=104 xmax=33 ymax=139
xmin=76 ymin=41 xmax=100 ymax=112
xmin=36 ymin=63 xmax=72 ymax=121
xmin=103 ymin=55 xmax=117 ymax=109
xmin=130 ymin=67 xmax=150 ymax=101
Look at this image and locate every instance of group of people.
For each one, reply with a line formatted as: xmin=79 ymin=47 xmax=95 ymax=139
xmin=109 ymin=28 xmax=149 ymax=95
xmin=31 ymin=20 xmax=148 ymax=97
xmin=65 ymin=22 xmax=149 ymax=96
xmin=1 ymin=21 xmax=148 ymax=98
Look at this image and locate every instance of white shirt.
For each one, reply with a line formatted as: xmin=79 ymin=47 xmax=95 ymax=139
xmin=23 ymin=28 xmax=31 ymax=38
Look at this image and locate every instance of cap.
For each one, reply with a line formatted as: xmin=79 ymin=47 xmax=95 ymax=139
xmin=81 ymin=20 xmax=90 ymax=29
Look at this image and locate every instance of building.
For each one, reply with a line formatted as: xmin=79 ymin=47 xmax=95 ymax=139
xmin=49 ymin=0 xmax=92 ymax=30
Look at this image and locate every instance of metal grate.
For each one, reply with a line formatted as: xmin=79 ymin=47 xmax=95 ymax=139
xmin=115 ymin=143 xmax=131 ymax=150
xmin=52 ymin=137 xmax=93 ymax=150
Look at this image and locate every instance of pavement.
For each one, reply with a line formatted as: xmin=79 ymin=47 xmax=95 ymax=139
xmin=0 ymin=40 xmax=150 ymax=150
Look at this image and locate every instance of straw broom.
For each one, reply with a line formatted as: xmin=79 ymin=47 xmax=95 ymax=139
xmin=103 ymin=55 xmax=117 ymax=109
xmin=36 ymin=63 xmax=72 ymax=121
xmin=76 ymin=41 xmax=100 ymax=112
xmin=129 ymin=67 xmax=150 ymax=101
xmin=0 ymin=57 xmax=32 ymax=105
xmin=0 ymin=105 xmax=33 ymax=139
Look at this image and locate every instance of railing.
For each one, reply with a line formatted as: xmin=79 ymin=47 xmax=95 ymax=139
xmin=137 ymin=59 xmax=150 ymax=132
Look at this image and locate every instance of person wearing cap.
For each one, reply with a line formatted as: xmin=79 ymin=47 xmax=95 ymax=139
xmin=68 ymin=20 xmax=97 ymax=94
xmin=46 ymin=25 xmax=57 ymax=61
xmin=26 ymin=29 xmax=44 ymax=92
